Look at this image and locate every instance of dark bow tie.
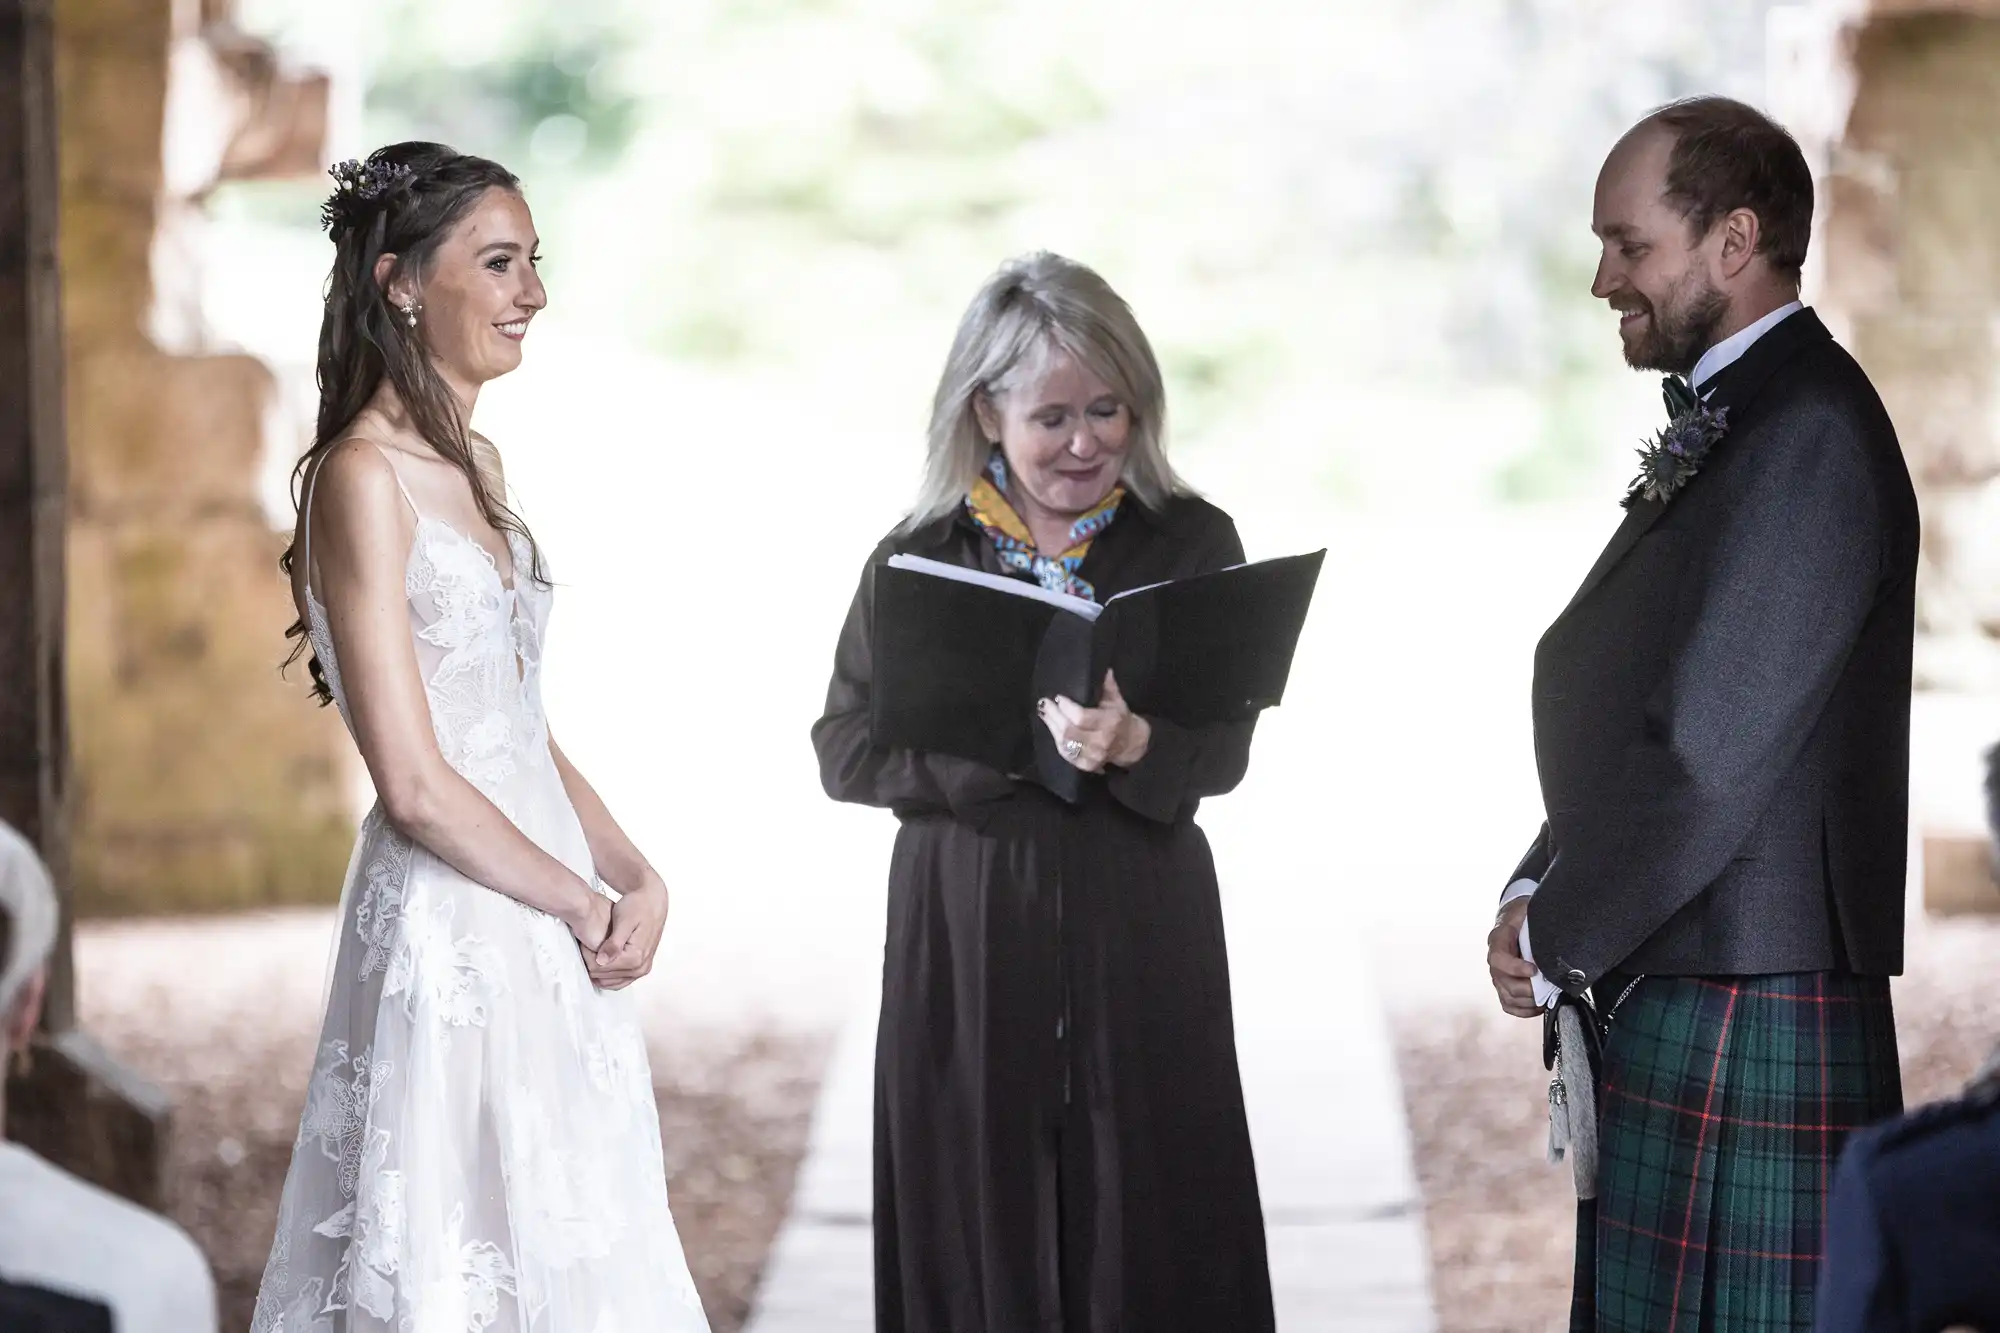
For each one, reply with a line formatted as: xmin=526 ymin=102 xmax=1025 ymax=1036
xmin=1662 ymin=374 xmax=1699 ymax=422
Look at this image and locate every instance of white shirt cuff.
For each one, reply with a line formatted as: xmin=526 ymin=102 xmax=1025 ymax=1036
xmin=1499 ymin=878 xmax=1560 ymax=1009
xmin=1498 ymin=878 xmax=1539 ymax=912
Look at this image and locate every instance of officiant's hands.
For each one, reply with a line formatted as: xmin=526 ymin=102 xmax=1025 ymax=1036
xmin=1488 ymin=898 xmax=1542 ymax=1018
xmin=1040 ymin=671 xmax=1152 ymax=773
xmin=587 ymin=875 xmax=669 ymax=991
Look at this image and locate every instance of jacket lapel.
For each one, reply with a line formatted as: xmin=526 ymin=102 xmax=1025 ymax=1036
xmin=1551 ymin=307 xmax=1832 ymax=627
xmin=1555 ymin=493 xmax=1667 ymax=623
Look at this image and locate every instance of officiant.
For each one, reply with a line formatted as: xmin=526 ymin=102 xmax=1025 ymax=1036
xmin=811 ymin=252 xmax=1275 ymax=1333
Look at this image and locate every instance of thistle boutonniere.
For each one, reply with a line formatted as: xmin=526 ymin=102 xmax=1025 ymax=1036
xmin=1623 ymin=375 xmax=1729 ymax=510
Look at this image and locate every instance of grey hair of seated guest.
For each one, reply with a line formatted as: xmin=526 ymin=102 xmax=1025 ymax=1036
xmin=0 ymin=821 xmax=59 ymax=1135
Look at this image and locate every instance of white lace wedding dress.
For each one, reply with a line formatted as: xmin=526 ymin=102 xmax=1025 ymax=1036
xmin=252 ymin=456 xmax=709 ymax=1333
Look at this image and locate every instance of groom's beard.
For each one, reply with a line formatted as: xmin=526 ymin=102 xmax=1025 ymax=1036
xmin=1618 ymin=272 xmax=1730 ymax=375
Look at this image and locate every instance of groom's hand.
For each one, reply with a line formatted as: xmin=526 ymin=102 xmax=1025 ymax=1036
xmin=1488 ymin=898 xmax=1541 ymax=1019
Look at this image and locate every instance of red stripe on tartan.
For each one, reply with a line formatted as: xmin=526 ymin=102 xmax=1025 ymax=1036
xmin=1601 ymin=1215 xmax=1818 ymax=1262
xmin=1689 ymin=978 xmax=1865 ymax=1003
xmin=1669 ymin=979 xmax=1741 ymax=1333
xmin=1599 ymin=1085 xmax=1856 ymax=1133
xmin=1817 ymin=973 xmax=1830 ymax=1249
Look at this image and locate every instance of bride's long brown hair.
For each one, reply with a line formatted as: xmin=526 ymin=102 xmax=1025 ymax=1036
xmin=280 ymin=142 xmax=546 ymax=705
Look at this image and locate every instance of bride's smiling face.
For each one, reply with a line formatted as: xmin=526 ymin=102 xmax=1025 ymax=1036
xmin=389 ymin=187 xmax=548 ymax=390
xmin=974 ymin=348 xmax=1132 ymax=524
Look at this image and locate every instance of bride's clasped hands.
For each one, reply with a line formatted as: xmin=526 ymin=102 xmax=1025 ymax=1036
xmin=580 ymin=874 xmax=669 ymax=992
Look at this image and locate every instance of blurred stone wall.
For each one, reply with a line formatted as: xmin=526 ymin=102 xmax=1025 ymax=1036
xmin=56 ymin=0 xmax=353 ymax=915
xmin=1776 ymin=0 xmax=2000 ymax=914
xmin=1804 ymin=1 xmax=2000 ymax=691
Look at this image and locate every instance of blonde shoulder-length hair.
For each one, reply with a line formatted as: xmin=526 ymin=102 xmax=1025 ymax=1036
xmin=903 ymin=251 xmax=1187 ymax=533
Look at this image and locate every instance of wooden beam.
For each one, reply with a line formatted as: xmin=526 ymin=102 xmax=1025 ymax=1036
xmin=0 ymin=0 xmax=73 ymax=1032
xmin=0 ymin=0 xmax=170 ymax=1212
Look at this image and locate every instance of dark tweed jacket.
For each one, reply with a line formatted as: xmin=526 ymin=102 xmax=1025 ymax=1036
xmin=1516 ymin=308 xmax=1919 ymax=996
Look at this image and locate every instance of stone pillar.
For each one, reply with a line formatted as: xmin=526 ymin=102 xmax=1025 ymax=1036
xmin=0 ymin=0 xmax=76 ymax=1029
xmin=1773 ymin=0 xmax=2000 ymax=914
xmin=0 ymin=0 xmax=172 ymax=1212
xmin=59 ymin=0 xmax=354 ymax=919
xmin=1825 ymin=7 xmax=2000 ymax=691
xmin=4 ymin=0 xmax=350 ymax=1211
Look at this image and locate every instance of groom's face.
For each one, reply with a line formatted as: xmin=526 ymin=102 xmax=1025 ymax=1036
xmin=1590 ymin=127 xmax=1729 ymax=375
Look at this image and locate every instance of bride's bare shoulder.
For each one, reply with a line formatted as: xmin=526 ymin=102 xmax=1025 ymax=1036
xmin=312 ymin=435 xmax=414 ymax=538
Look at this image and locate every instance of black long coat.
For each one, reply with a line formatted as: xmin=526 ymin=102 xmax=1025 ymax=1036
xmin=811 ymin=493 xmax=1275 ymax=1333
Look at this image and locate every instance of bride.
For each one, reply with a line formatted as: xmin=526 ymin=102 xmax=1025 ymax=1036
xmin=252 ymin=143 xmax=709 ymax=1331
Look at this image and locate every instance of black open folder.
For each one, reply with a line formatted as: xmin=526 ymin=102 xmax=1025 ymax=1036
xmin=869 ymin=550 xmax=1325 ymax=801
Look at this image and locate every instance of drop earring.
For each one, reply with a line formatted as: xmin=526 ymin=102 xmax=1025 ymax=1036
xmin=399 ymin=299 xmax=419 ymax=329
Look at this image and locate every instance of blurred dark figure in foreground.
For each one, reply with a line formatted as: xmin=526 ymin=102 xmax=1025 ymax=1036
xmin=1813 ymin=749 xmax=2000 ymax=1333
xmin=0 ymin=1277 xmax=113 ymax=1333
xmin=1814 ymin=1048 xmax=2000 ymax=1333
xmin=1987 ymin=740 xmax=2000 ymax=874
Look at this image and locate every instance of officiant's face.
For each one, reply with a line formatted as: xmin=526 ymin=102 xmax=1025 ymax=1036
xmin=1591 ymin=126 xmax=1728 ymax=375
xmin=979 ymin=350 xmax=1133 ymax=520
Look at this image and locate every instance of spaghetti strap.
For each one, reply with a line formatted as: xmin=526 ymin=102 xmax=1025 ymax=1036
xmin=368 ymin=441 xmax=424 ymax=521
xmin=300 ymin=457 xmax=321 ymax=605
xmin=301 ymin=441 xmax=423 ymax=606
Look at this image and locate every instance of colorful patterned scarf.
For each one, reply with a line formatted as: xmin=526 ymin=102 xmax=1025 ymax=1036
xmin=965 ymin=452 xmax=1123 ymax=601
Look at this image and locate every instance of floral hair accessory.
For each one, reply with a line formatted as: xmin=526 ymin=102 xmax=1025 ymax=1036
xmin=319 ymin=157 xmax=417 ymax=240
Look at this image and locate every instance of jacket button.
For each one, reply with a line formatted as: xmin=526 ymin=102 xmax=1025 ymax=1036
xmin=1565 ymin=969 xmax=1587 ymax=986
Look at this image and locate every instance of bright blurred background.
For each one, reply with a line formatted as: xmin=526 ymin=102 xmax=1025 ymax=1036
xmin=186 ymin=0 xmax=1795 ymax=1021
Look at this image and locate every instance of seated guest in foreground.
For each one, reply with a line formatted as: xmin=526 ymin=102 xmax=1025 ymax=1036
xmin=0 ymin=1279 xmax=113 ymax=1333
xmin=0 ymin=820 xmax=219 ymax=1333
xmin=1814 ymin=1045 xmax=2000 ymax=1333
xmin=812 ymin=251 xmax=1274 ymax=1333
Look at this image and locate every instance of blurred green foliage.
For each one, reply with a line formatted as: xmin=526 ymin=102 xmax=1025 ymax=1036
xmin=228 ymin=0 xmax=1793 ymax=508
xmin=364 ymin=5 xmax=640 ymax=174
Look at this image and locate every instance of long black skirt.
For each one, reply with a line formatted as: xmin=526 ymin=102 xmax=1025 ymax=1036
xmin=871 ymin=796 xmax=1275 ymax=1333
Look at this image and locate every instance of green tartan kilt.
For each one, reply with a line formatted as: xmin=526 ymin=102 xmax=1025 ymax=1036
xmin=1574 ymin=971 xmax=1902 ymax=1333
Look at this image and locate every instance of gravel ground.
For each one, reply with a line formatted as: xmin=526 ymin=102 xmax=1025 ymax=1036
xmin=91 ymin=1016 xmax=829 ymax=1333
xmin=65 ymin=907 xmax=1994 ymax=1333
xmin=64 ymin=905 xmax=830 ymax=1333
xmin=1394 ymin=917 xmax=2000 ymax=1333
xmin=71 ymin=909 xmax=834 ymax=1332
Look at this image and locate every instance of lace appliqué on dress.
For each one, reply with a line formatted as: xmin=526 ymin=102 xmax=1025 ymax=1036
xmin=303 ymin=1040 xmax=393 ymax=1200
xmin=411 ymin=1205 xmax=520 ymax=1332
xmin=303 ymin=596 xmax=348 ymax=717
xmin=384 ymin=892 xmax=506 ymax=1029
xmin=503 ymin=1091 xmax=626 ymax=1280
xmin=355 ymin=812 xmax=414 ymax=981
xmin=257 ymin=502 xmax=710 ymax=1332
xmin=314 ymin=1150 xmax=403 ymax=1319
xmin=409 ymin=527 xmax=520 ymax=793
xmin=406 ymin=522 xmax=549 ymax=808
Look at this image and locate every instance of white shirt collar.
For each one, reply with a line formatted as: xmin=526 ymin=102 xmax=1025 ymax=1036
xmin=1691 ymin=299 xmax=1804 ymax=396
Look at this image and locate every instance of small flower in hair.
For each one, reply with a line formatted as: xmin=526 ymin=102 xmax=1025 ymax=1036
xmin=319 ymin=157 xmax=416 ymax=238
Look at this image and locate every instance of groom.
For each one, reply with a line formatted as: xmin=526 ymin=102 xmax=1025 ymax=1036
xmin=1486 ymin=97 xmax=1917 ymax=1331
